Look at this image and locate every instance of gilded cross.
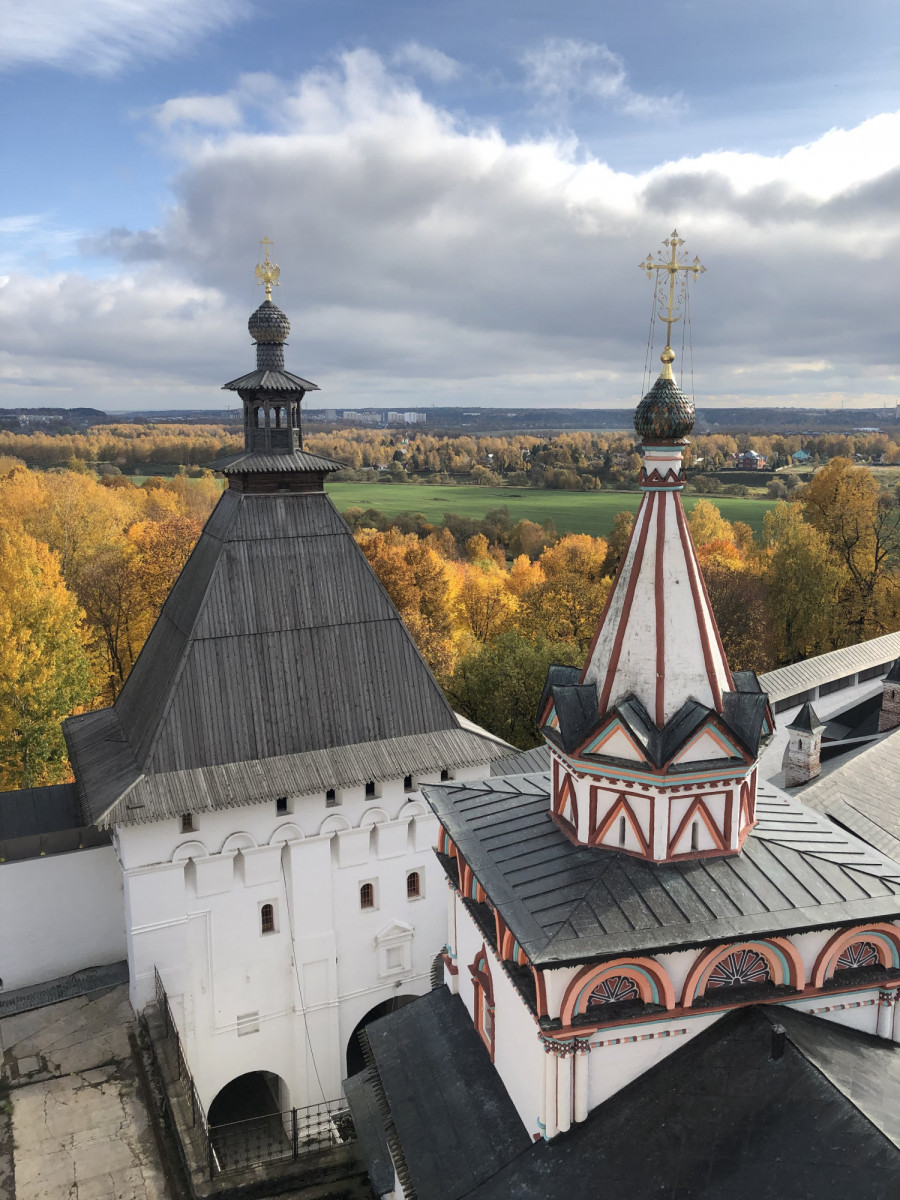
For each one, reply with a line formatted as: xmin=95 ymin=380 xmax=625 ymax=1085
xmin=254 ymin=236 xmax=281 ymax=299
xmin=639 ymin=230 xmax=705 ymax=375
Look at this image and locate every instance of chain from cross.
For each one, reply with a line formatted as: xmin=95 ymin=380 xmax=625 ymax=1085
xmin=639 ymin=230 xmax=705 ymax=353
xmin=254 ymin=236 xmax=280 ymax=299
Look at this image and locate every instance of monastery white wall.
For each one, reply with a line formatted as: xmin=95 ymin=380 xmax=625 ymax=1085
xmin=119 ymin=766 xmax=485 ymax=1114
xmin=0 ymin=846 xmax=126 ymax=991
xmin=451 ymin=892 xmax=544 ymax=1134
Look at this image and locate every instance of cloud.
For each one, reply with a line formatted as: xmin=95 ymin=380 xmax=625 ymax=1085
xmin=6 ymin=51 xmax=900 ymax=411
xmin=155 ymin=95 xmax=244 ymax=130
xmin=392 ymin=42 xmax=461 ymax=84
xmin=0 ymin=0 xmax=248 ymax=76
xmin=519 ymin=37 xmax=685 ymax=122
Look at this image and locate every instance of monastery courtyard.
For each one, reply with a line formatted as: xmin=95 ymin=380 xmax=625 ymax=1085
xmin=0 ymin=982 xmax=167 ymax=1200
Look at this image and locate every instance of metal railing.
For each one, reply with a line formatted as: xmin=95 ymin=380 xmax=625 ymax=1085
xmin=153 ymin=967 xmax=207 ymax=1133
xmin=151 ymin=966 xmax=355 ymax=1179
xmin=208 ymin=1098 xmax=354 ymax=1175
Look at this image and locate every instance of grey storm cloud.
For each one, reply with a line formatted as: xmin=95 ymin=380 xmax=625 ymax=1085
xmin=4 ymin=51 xmax=900 ymax=410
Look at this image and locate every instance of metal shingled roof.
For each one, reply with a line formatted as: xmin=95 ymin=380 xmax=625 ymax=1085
xmin=65 ymin=489 xmax=506 ymax=826
xmin=423 ymin=772 xmax=900 ymax=966
xmin=797 ymin=726 xmax=900 ymax=859
xmin=221 ymin=368 xmax=320 ymax=392
xmin=759 ymin=631 xmax=900 ymax=702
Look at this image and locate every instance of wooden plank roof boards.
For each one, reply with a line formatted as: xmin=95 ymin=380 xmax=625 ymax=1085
xmin=423 ymin=773 xmax=900 ymax=966
xmin=65 ymin=490 xmax=508 ymax=828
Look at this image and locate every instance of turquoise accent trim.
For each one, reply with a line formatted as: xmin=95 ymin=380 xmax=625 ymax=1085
xmin=693 ymin=940 xmax=793 ymax=999
xmin=557 ymin=751 xmax=752 ymax=789
xmin=574 ymin=965 xmax=661 ymax=1013
xmin=676 ymin=725 xmax=743 ymax=761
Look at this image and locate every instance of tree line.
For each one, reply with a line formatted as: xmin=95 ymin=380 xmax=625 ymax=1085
xmin=2 ymin=423 xmax=900 ymax=491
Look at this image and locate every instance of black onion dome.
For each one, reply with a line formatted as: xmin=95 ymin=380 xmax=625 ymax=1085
xmin=634 ymin=375 xmax=695 ymax=442
xmin=248 ymin=299 xmax=290 ymax=344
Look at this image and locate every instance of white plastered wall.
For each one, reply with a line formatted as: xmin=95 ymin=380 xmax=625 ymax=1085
xmin=0 ymin=846 xmax=126 ymax=991
xmin=119 ymin=765 xmax=485 ymax=1113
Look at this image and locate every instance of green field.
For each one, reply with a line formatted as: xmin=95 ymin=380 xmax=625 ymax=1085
xmin=325 ymin=483 xmax=777 ymax=537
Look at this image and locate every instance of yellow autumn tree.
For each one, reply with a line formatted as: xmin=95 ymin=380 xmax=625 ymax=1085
xmin=687 ymin=498 xmax=735 ymax=550
xmin=518 ymin=534 xmax=612 ymax=652
xmin=759 ymin=502 xmax=843 ymax=663
xmin=0 ymin=527 xmax=93 ymax=787
xmin=800 ymin=457 xmax=900 ymax=639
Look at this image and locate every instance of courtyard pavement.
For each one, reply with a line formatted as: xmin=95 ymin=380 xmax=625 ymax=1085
xmin=0 ymin=984 xmax=169 ymax=1200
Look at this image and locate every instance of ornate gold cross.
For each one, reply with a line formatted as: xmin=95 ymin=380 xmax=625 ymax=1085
xmin=639 ymin=230 xmax=705 ymax=375
xmin=254 ymin=236 xmax=281 ymax=299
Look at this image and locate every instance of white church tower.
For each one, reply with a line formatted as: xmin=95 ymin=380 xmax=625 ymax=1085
xmin=63 ymin=244 xmax=508 ymax=1123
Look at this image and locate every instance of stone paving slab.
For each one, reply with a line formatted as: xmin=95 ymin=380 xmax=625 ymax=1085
xmin=0 ymin=983 xmax=169 ymax=1200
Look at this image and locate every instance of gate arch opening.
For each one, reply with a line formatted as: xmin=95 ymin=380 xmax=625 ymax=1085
xmin=209 ymin=1070 xmax=288 ymax=1127
xmin=346 ymin=996 xmax=419 ymax=1077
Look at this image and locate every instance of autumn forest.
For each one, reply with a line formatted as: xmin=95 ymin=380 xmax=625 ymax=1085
xmin=2 ymin=425 xmax=900 ymax=791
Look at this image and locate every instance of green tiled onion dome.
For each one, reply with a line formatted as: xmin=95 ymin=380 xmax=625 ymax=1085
xmin=248 ymin=298 xmax=291 ymax=344
xmin=634 ymin=359 xmax=695 ymax=442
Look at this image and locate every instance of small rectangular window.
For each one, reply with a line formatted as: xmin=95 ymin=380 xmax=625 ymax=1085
xmin=403 ymin=775 xmax=414 ymax=792
xmin=440 ymin=769 xmax=454 ymax=782
xmin=326 ymin=788 xmax=339 ymax=807
xmin=276 ymin=796 xmax=289 ymax=815
xmin=180 ymin=814 xmax=194 ymax=833
xmin=365 ymin=781 xmax=378 ymax=799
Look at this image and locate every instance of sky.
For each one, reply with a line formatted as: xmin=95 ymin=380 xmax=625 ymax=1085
xmin=1 ymin=0 xmax=898 ymax=412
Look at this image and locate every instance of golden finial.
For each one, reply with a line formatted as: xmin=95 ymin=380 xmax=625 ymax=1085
xmin=639 ymin=230 xmax=706 ymax=379
xmin=254 ymin=236 xmax=281 ymax=300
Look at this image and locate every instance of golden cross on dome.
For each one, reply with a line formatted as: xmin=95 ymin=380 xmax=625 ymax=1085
xmin=254 ymin=236 xmax=281 ymax=300
xmin=639 ymin=230 xmax=705 ymax=378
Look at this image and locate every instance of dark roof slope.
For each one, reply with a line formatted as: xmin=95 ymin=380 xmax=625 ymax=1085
xmin=423 ymin=774 xmax=900 ymax=965
xmin=787 ymin=700 xmax=825 ymax=733
xmin=358 ymin=993 xmax=900 ymax=1200
xmin=66 ymin=490 xmax=508 ymax=825
xmin=472 ymin=1006 xmax=900 ymax=1200
xmin=354 ymin=987 xmax=530 ymax=1200
xmin=0 ymin=784 xmax=82 ymax=839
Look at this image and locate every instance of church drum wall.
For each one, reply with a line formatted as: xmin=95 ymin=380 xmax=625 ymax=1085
xmin=0 ymin=846 xmax=126 ymax=991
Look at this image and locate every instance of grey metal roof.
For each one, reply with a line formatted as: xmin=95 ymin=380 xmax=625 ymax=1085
xmin=0 ymin=784 xmax=82 ymax=839
xmin=799 ymin=726 xmax=900 ymax=860
xmin=206 ymin=449 xmax=343 ymax=474
xmin=423 ymin=772 xmax=900 ymax=966
xmin=221 ymin=368 xmax=320 ymax=392
xmin=490 ymin=743 xmax=551 ymax=776
xmin=759 ymin=631 xmax=900 ymax=702
xmin=65 ymin=489 xmax=508 ymax=827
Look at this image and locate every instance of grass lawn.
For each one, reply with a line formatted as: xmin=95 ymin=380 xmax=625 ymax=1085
xmin=325 ymin=482 xmax=777 ymax=537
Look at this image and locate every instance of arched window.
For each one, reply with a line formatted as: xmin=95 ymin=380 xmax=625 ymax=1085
xmin=260 ymin=903 xmax=275 ymax=934
xmin=406 ymin=871 xmax=421 ymax=899
xmin=706 ymin=948 xmax=771 ymax=990
xmin=835 ymin=941 xmax=880 ymax=972
xmin=360 ymin=883 xmax=375 ymax=910
xmin=588 ymin=975 xmax=641 ymax=1006
xmin=469 ymin=947 xmax=495 ymax=1060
